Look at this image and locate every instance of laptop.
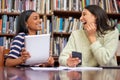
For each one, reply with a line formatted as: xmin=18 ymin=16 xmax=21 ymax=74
xmin=24 ymin=34 xmax=50 ymax=65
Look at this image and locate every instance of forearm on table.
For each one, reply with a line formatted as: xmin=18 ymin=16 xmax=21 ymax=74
xmin=5 ymin=58 xmax=24 ymax=67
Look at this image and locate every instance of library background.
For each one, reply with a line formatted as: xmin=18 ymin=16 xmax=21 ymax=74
xmin=0 ymin=0 xmax=120 ymax=63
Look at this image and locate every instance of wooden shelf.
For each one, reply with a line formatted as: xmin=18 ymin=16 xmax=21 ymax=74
xmin=0 ymin=12 xmax=53 ymax=17
xmin=54 ymin=10 xmax=120 ymax=19
xmin=117 ymin=56 xmax=120 ymax=65
xmin=0 ymin=34 xmax=15 ymax=37
xmin=45 ymin=13 xmax=53 ymax=16
xmin=53 ymin=32 xmax=71 ymax=37
xmin=0 ymin=12 xmax=20 ymax=16
xmin=54 ymin=10 xmax=81 ymax=18
xmin=107 ymin=13 xmax=120 ymax=19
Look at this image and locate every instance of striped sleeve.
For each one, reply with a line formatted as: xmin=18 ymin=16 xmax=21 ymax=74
xmin=7 ymin=33 xmax=25 ymax=59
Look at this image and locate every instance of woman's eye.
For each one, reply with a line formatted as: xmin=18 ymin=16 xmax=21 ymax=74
xmin=33 ymin=17 xmax=37 ymax=20
xmin=83 ymin=13 xmax=86 ymax=16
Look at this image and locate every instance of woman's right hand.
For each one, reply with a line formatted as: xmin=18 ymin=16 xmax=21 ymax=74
xmin=20 ymin=48 xmax=31 ymax=63
xmin=67 ymin=54 xmax=81 ymax=67
xmin=84 ymin=23 xmax=97 ymax=43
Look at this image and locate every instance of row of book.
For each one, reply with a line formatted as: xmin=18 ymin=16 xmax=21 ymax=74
xmin=0 ymin=37 xmax=12 ymax=49
xmin=53 ymin=37 xmax=68 ymax=56
xmin=0 ymin=0 xmax=120 ymax=14
xmin=0 ymin=0 xmax=36 ymax=13
xmin=52 ymin=16 xmax=82 ymax=33
xmin=0 ymin=15 xmax=18 ymax=34
xmin=0 ymin=0 xmax=51 ymax=14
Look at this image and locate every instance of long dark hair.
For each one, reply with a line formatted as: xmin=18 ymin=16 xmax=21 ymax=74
xmin=85 ymin=5 xmax=114 ymax=35
xmin=16 ymin=10 xmax=36 ymax=35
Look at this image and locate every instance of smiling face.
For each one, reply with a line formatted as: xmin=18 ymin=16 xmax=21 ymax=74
xmin=26 ymin=12 xmax=41 ymax=35
xmin=80 ymin=9 xmax=96 ymax=28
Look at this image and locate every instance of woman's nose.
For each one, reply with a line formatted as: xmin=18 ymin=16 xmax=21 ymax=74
xmin=80 ymin=16 xmax=83 ymax=22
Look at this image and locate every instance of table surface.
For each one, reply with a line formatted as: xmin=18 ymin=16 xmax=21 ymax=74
xmin=0 ymin=67 xmax=120 ymax=80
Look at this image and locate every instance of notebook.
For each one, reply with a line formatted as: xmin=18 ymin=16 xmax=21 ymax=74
xmin=24 ymin=34 xmax=50 ymax=65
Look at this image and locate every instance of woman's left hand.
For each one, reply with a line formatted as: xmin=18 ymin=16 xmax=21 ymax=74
xmin=38 ymin=56 xmax=54 ymax=67
xmin=47 ymin=56 xmax=54 ymax=66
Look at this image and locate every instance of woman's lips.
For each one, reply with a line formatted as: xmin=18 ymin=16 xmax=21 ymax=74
xmin=83 ymin=22 xmax=87 ymax=25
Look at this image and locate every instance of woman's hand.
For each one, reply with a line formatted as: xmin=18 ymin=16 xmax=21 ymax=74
xmin=19 ymin=48 xmax=31 ymax=63
xmin=67 ymin=54 xmax=81 ymax=67
xmin=47 ymin=56 xmax=54 ymax=66
xmin=84 ymin=23 xmax=97 ymax=43
xmin=39 ymin=56 xmax=55 ymax=67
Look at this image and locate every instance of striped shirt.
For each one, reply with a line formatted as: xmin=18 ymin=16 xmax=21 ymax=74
xmin=7 ymin=32 xmax=26 ymax=59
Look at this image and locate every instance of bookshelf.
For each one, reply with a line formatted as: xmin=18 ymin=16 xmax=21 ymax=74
xmin=0 ymin=0 xmax=120 ymax=62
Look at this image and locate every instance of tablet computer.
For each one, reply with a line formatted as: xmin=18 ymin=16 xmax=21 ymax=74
xmin=24 ymin=34 xmax=50 ymax=65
